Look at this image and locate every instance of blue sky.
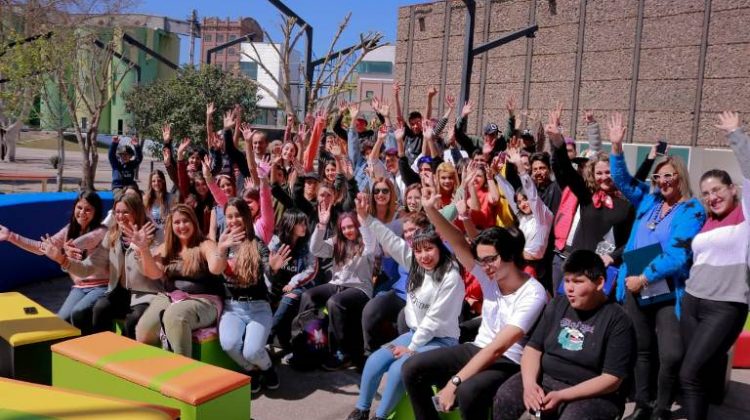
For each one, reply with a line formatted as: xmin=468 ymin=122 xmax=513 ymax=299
xmin=136 ymin=0 xmax=416 ymax=64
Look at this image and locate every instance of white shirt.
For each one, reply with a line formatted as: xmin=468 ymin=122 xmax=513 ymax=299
xmin=471 ymin=265 xmax=548 ymax=364
xmin=518 ymin=174 xmax=554 ymax=259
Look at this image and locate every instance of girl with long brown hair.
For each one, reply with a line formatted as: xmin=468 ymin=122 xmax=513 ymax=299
xmin=217 ymin=197 xmax=279 ymax=392
xmin=131 ymin=204 xmax=241 ymax=356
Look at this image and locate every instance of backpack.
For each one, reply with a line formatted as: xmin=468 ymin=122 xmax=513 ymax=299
xmin=288 ymin=307 xmax=329 ymax=371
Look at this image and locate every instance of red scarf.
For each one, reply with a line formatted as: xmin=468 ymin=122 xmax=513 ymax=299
xmin=592 ymin=190 xmax=614 ymax=209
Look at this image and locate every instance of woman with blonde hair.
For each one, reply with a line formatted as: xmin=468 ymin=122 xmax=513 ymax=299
xmin=143 ymin=169 xmax=175 ymax=234
xmin=131 ymin=204 xmax=241 ymax=356
xmin=434 ymin=162 xmax=459 ymax=208
xmin=608 ymin=113 xmax=706 ymax=420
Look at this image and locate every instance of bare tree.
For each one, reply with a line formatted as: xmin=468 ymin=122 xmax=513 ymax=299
xmin=240 ymin=13 xmax=383 ymax=120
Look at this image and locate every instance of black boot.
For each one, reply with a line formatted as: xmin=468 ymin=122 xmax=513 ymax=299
xmin=623 ymin=405 xmax=653 ymax=420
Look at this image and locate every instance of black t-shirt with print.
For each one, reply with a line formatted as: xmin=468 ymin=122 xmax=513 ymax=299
xmin=528 ymin=295 xmax=635 ymax=386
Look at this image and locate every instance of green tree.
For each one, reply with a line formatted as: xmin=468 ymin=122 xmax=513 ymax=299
xmin=124 ymin=64 xmax=259 ymax=154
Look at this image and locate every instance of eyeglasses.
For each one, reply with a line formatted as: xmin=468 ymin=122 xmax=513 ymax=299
xmin=652 ymin=172 xmax=677 ymax=182
xmin=373 ymin=188 xmax=390 ymax=195
xmin=701 ymin=185 xmax=730 ymax=200
xmin=477 ymin=254 xmax=501 ymax=266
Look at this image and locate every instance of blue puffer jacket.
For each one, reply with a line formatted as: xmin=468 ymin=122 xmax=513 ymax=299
xmin=610 ymin=153 xmax=706 ymax=316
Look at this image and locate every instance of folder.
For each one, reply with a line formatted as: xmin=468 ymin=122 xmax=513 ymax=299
xmin=623 ymin=243 xmax=674 ymax=304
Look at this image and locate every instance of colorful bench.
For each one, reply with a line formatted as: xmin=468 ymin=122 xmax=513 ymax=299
xmin=51 ymin=332 xmax=251 ymax=420
xmin=0 ymin=292 xmax=80 ymax=384
xmin=387 ymin=390 xmax=465 ymax=420
xmin=192 ymin=326 xmax=242 ymax=371
xmin=0 ymin=377 xmax=179 ymax=419
xmin=732 ymin=313 xmax=750 ymax=368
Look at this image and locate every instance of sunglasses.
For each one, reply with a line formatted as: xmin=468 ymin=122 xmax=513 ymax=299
xmin=373 ymin=188 xmax=390 ymax=195
xmin=651 ymin=172 xmax=677 ymax=182
xmin=477 ymin=254 xmax=501 ymax=266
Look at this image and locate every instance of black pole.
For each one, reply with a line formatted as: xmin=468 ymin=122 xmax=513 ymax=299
xmin=267 ymin=0 xmax=314 ymax=114
xmin=0 ymin=32 xmax=53 ymax=57
xmin=207 ymin=32 xmax=255 ymax=64
xmin=458 ymin=0 xmax=476 ymax=116
xmin=93 ymin=39 xmax=141 ymax=83
xmin=472 ymin=25 xmax=538 ymax=55
xmin=122 ymin=33 xmax=178 ymax=70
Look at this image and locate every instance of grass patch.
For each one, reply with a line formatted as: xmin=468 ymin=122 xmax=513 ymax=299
xmin=18 ymin=131 xmax=108 ymax=153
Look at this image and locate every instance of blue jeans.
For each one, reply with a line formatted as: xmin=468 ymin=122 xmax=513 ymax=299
xmin=272 ymin=287 xmax=306 ymax=350
xmin=219 ymin=299 xmax=273 ymax=371
xmin=57 ymin=285 xmax=107 ymax=333
xmin=356 ymin=331 xmax=458 ymax=417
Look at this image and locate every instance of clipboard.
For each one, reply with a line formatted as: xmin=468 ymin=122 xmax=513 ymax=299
xmin=623 ymin=243 xmax=674 ymax=304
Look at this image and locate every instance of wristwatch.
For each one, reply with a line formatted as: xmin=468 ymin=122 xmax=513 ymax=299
xmin=450 ymin=375 xmax=462 ymax=386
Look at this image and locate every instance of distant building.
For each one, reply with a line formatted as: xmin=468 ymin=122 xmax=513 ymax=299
xmin=240 ymin=42 xmax=303 ymax=127
xmin=200 ymin=17 xmax=263 ymax=72
xmin=356 ymin=45 xmax=395 ymax=118
xmin=40 ymin=24 xmax=181 ymax=135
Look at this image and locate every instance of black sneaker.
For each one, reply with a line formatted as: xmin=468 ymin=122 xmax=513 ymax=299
xmin=249 ymin=371 xmax=262 ymax=394
xmin=345 ymin=408 xmax=369 ymax=420
xmin=322 ymin=351 xmax=351 ymax=371
xmin=262 ymin=365 xmax=280 ymax=390
xmin=624 ymin=405 xmax=652 ymax=420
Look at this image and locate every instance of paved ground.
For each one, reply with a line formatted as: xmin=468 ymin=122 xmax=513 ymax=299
xmin=14 ymin=277 xmax=750 ymax=420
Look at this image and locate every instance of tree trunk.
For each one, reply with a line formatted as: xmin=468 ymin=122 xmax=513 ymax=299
xmin=79 ymin=132 xmax=93 ymax=191
xmin=56 ymin=128 xmax=65 ymax=192
xmin=5 ymin=120 xmax=21 ymax=162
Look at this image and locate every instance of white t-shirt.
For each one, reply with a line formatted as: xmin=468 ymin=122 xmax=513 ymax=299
xmin=471 ymin=265 xmax=548 ymax=364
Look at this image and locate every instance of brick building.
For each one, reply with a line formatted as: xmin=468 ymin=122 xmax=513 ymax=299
xmin=200 ymin=17 xmax=263 ymax=72
xmin=395 ymin=0 xmax=750 ymax=156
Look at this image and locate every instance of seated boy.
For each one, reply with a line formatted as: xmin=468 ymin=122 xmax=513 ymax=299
xmin=494 ymin=249 xmax=635 ymax=420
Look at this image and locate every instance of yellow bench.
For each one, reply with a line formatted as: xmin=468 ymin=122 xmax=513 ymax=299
xmin=0 ymin=377 xmax=180 ymax=419
xmin=0 ymin=292 xmax=80 ymax=384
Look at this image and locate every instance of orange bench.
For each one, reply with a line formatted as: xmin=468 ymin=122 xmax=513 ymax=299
xmin=51 ymin=332 xmax=251 ymax=420
xmin=0 ymin=172 xmax=51 ymax=191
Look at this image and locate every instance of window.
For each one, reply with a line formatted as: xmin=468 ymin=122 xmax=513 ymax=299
xmin=216 ymin=34 xmax=224 ymax=43
xmin=204 ymin=34 xmax=212 ymax=42
xmin=239 ymin=62 xmax=258 ymax=80
xmin=365 ymin=90 xmax=374 ymax=99
xmin=81 ymin=117 xmax=87 ymax=129
xmin=229 ymin=34 xmax=237 ymax=41
xmin=117 ymin=119 xmax=124 ymax=135
xmin=355 ymin=61 xmax=393 ymax=74
xmin=228 ymin=47 xmax=236 ymax=55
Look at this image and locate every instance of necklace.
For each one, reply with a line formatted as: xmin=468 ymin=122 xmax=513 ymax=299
xmin=646 ymin=199 xmax=680 ymax=230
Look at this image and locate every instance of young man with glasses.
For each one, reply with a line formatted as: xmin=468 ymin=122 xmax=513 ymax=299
xmin=401 ymin=187 xmax=548 ymax=420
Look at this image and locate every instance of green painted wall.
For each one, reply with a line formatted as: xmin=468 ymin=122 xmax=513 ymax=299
xmin=39 ymin=26 xmax=180 ymax=135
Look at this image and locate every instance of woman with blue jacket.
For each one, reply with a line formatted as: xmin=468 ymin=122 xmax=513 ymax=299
xmin=608 ymin=113 xmax=706 ymax=420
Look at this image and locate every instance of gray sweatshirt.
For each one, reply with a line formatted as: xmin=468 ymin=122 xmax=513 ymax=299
xmin=310 ymin=223 xmax=377 ymax=298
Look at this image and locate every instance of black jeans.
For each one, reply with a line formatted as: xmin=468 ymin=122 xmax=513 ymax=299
xmin=298 ymin=283 xmax=370 ymax=359
xmin=679 ymin=293 xmax=747 ymax=420
xmin=402 ymin=343 xmax=519 ymax=420
xmin=92 ymin=286 xmax=148 ymax=339
xmin=624 ymin=292 xmax=683 ymax=412
xmin=494 ymin=372 xmax=623 ymax=420
xmin=361 ymin=290 xmax=407 ymax=354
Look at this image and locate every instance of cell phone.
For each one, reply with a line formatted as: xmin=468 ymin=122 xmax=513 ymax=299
xmin=23 ymin=306 xmax=38 ymax=315
xmin=656 ymin=139 xmax=668 ymax=155
xmin=431 ymin=395 xmax=443 ymax=412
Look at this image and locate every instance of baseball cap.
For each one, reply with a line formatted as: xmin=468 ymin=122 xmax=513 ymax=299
xmin=483 ymin=123 xmax=499 ymax=135
xmin=299 ymin=171 xmax=320 ymax=182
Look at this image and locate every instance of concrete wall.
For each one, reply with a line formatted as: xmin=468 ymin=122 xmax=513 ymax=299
xmin=396 ymin=0 xmax=750 ymax=147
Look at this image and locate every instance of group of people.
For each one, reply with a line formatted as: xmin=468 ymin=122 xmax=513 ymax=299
xmin=1 ymin=84 xmax=748 ymax=420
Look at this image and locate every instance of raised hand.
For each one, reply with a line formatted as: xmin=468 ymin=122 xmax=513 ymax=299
xmin=162 ymin=146 xmax=172 ymax=166
xmin=223 ymin=110 xmax=236 ymax=130
xmin=162 ymin=123 xmax=172 ymax=142
xmin=355 ymin=192 xmax=370 ymax=223
xmin=506 ymin=146 xmax=524 ymax=173
xmin=427 ymin=86 xmax=438 ymax=98
xmin=461 ymin=101 xmax=473 ymax=118
xmin=420 ymin=186 xmax=440 ymax=210
xmin=506 ymin=97 xmax=516 ymax=116
xmin=371 ymin=96 xmax=381 ymax=114
xmin=286 ymin=114 xmax=295 ymax=127
xmin=545 ymin=102 xmax=563 ymax=135
xmin=296 ymin=123 xmax=310 ymax=145
xmin=218 ymin=226 xmax=245 ymax=252
xmin=392 ymin=82 xmax=401 ymax=95
xmin=607 ymin=112 xmax=626 ymax=148
xmin=201 ymin=155 xmax=213 ymax=180
xmin=445 ymin=94 xmax=456 ymax=110
xmin=269 ymin=244 xmax=292 ymax=273
xmin=348 ymin=102 xmax=360 ymax=120
xmin=455 ymin=198 xmax=468 ymax=218
xmin=112 ymin=135 xmax=120 ymax=144
xmin=240 ymin=122 xmax=256 ymax=143
xmin=716 ymin=111 xmax=741 ymax=134
xmin=338 ymin=100 xmax=348 ymax=114
xmin=379 ymin=100 xmax=391 ymax=117
xmin=318 ymin=201 xmax=332 ymax=225
xmin=329 ymin=137 xmax=343 ymax=157
xmin=177 ymin=138 xmax=191 ymax=161
xmin=206 ymin=102 xmax=215 ymax=116
xmin=394 ymin=121 xmax=405 ymax=143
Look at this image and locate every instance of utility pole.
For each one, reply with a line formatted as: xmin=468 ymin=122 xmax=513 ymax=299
xmin=189 ymin=9 xmax=198 ymax=66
